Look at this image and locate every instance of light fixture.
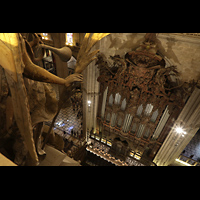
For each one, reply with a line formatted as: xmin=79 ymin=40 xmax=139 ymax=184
xmin=41 ymin=33 xmax=49 ymax=40
xmin=175 ymin=126 xmax=187 ymax=135
xmin=87 ymin=100 xmax=91 ymax=106
xmin=88 ymin=100 xmax=91 ymax=112
xmin=66 ymin=33 xmax=73 ymax=46
xmin=175 ymin=127 xmax=183 ymax=134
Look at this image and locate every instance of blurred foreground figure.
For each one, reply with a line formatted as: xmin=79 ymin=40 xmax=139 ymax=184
xmin=0 ymin=33 xmax=110 ymax=165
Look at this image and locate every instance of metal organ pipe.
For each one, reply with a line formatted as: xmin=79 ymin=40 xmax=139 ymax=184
xmin=124 ymin=115 xmax=128 ymax=132
xmin=125 ymin=115 xmax=129 ymax=132
xmin=124 ymin=114 xmax=130 ymax=132
xmin=101 ymin=87 xmax=108 ymax=119
xmin=109 ymin=94 xmax=114 ymax=106
xmin=111 ymin=113 xmax=114 ymax=127
xmin=121 ymin=99 xmax=126 ymax=111
xmin=111 ymin=113 xmax=117 ymax=127
xmin=126 ymin=115 xmax=133 ymax=133
xmin=136 ymin=124 xmax=145 ymax=138
xmin=152 ymin=106 xmax=170 ymax=140
xmin=144 ymin=104 xmax=153 ymax=116
xmin=136 ymin=125 xmax=142 ymax=137
xmin=122 ymin=114 xmax=128 ymax=132
xmin=122 ymin=114 xmax=133 ymax=133
xmin=150 ymin=109 xmax=159 ymax=123
xmin=114 ymin=113 xmax=117 ymax=126
xmin=115 ymin=93 xmax=121 ymax=105
xmin=137 ymin=104 xmax=143 ymax=117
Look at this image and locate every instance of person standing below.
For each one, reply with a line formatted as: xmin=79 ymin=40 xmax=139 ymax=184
xmin=71 ymin=128 xmax=74 ymax=136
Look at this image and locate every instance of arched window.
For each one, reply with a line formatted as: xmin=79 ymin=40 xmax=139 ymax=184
xmin=66 ymin=33 xmax=73 ymax=46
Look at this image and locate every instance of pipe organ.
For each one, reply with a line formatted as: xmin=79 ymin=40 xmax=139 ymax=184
xmin=95 ymin=34 xmax=195 ymax=162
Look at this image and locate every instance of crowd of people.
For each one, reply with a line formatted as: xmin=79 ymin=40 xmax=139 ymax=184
xmin=71 ymin=96 xmax=83 ymax=119
xmin=70 ymin=128 xmax=83 ymax=140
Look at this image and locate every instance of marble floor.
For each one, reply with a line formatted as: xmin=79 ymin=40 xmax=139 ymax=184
xmin=45 ymin=85 xmax=83 ymax=145
xmin=45 ymin=105 xmax=83 ymax=141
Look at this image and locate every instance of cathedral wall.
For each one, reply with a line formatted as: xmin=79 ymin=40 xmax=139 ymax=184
xmin=157 ymin=34 xmax=200 ymax=82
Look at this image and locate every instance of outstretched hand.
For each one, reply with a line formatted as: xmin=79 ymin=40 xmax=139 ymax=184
xmin=64 ymin=73 xmax=83 ymax=87
xmin=75 ymin=33 xmax=110 ymax=74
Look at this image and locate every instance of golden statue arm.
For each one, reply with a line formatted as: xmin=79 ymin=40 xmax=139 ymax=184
xmin=22 ymin=33 xmax=110 ymax=87
xmin=21 ymin=36 xmax=83 ymax=86
xmin=22 ymin=49 xmax=66 ymax=85
xmin=75 ymin=33 xmax=110 ymax=73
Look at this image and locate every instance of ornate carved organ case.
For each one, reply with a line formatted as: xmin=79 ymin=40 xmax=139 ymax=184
xmin=96 ymin=34 xmax=191 ymax=161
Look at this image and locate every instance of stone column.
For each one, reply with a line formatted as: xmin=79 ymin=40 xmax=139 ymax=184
xmin=83 ymin=59 xmax=100 ymax=133
xmin=82 ymin=40 xmax=102 ymax=139
xmin=153 ymin=87 xmax=200 ymax=166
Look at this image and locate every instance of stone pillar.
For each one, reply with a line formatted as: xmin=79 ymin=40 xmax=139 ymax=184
xmin=82 ymin=40 xmax=102 ymax=139
xmin=153 ymin=87 xmax=200 ymax=166
xmin=82 ymin=60 xmax=100 ymax=133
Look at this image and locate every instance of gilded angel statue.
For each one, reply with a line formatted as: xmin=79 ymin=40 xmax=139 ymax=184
xmin=0 ymin=33 xmax=110 ymax=165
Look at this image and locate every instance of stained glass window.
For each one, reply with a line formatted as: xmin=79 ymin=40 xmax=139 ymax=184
xmin=66 ymin=33 xmax=73 ymax=46
xmin=41 ymin=33 xmax=52 ymax=40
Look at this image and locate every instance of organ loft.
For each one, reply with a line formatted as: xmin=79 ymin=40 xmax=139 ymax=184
xmin=0 ymin=33 xmax=200 ymax=166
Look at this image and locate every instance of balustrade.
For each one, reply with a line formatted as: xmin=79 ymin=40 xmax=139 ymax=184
xmin=176 ymin=154 xmax=200 ymax=166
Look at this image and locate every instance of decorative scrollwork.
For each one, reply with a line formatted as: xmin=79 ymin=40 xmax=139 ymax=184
xmin=97 ymin=33 xmax=197 ymax=146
